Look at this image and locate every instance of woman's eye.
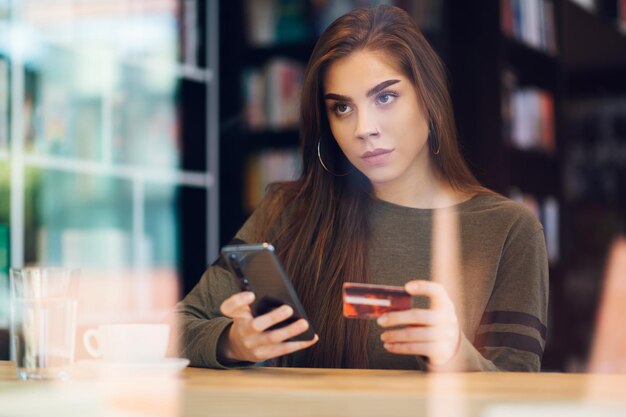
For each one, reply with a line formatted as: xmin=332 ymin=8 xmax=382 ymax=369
xmin=377 ymin=93 xmax=396 ymax=105
xmin=334 ymin=103 xmax=351 ymax=115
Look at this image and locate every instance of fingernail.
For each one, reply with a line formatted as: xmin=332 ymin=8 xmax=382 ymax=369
xmin=384 ymin=343 xmax=391 ymax=350
xmin=407 ymin=282 xmax=419 ymax=292
xmin=283 ymin=305 xmax=293 ymax=316
xmin=244 ymin=292 xmax=254 ymax=302
xmin=377 ymin=316 xmax=387 ymax=325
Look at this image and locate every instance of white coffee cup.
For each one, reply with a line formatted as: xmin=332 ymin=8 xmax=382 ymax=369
xmin=83 ymin=323 xmax=170 ymax=363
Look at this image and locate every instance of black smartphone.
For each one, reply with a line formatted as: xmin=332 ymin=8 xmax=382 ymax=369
xmin=221 ymin=242 xmax=316 ymax=341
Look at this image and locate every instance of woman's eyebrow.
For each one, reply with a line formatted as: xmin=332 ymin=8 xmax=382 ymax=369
xmin=324 ymin=79 xmax=401 ymax=101
xmin=366 ymin=79 xmax=400 ymax=97
xmin=324 ymin=92 xmax=351 ymax=101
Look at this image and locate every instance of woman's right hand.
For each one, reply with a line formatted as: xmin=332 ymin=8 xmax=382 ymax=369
xmin=218 ymin=291 xmax=319 ymax=363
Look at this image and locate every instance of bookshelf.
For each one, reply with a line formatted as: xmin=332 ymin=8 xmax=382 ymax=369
xmin=218 ymin=0 xmax=449 ymax=245
xmin=556 ymin=0 xmax=626 ymax=371
xmin=447 ymin=0 xmax=565 ymax=369
xmin=448 ymin=0 xmax=626 ymax=371
xmin=218 ymin=0 xmax=308 ymax=244
xmin=0 ymin=0 xmax=219 ymax=342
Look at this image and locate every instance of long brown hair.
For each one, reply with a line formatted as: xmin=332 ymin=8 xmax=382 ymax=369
xmin=258 ymin=5 xmax=487 ymax=368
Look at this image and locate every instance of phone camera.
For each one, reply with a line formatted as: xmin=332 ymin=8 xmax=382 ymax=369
xmin=227 ymin=254 xmax=250 ymax=290
xmin=228 ymin=255 xmax=245 ymax=277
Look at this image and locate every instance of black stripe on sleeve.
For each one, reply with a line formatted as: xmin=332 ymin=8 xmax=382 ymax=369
xmin=474 ymin=331 xmax=544 ymax=358
xmin=480 ymin=311 xmax=547 ymax=340
xmin=211 ymin=238 xmax=248 ymax=269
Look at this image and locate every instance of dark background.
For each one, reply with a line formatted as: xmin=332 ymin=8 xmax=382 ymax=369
xmin=214 ymin=0 xmax=626 ymax=372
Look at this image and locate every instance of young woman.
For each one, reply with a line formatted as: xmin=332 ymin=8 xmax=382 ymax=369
xmin=177 ymin=5 xmax=548 ymax=371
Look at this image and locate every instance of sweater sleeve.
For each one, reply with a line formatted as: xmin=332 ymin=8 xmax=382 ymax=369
xmin=175 ymin=265 xmax=251 ymax=369
xmin=435 ymin=225 xmax=549 ymax=372
xmin=175 ymin=193 xmax=282 ymax=369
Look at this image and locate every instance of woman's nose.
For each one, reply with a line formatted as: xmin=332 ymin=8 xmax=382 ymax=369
xmin=354 ymin=110 xmax=380 ymax=140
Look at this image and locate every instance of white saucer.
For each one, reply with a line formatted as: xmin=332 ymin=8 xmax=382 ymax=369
xmin=74 ymin=358 xmax=190 ymax=377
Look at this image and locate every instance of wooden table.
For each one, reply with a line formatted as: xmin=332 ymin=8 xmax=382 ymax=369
xmin=2 ymin=361 xmax=626 ymax=417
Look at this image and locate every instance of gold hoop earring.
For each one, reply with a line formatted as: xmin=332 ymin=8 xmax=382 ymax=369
xmin=317 ymin=139 xmax=351 ymax=177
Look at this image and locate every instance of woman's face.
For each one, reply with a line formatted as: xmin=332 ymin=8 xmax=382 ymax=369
xmin=323 ymin=50 xmax=431 ymax=193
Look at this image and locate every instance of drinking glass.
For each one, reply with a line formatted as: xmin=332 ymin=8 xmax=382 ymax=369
xmin=10 ymin=267 xmax=79 ymax=380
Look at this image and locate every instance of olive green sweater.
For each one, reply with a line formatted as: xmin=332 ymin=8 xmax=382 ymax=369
xmin=176 ymin=193 xmax=548 ymax=371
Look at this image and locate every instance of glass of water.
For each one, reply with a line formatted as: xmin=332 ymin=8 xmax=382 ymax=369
xmin=10 ymin=268 xmax=79 ymax=380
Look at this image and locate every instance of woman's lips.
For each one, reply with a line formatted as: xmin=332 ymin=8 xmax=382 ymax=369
xmin=361 ymin=148 xmax=394 ymax=165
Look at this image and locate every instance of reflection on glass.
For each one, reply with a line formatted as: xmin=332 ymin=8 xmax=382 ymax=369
xmin=4 ymin=1 xmax=183 ymax=272
xmin=1 ymin=1 xmax=188 ymax=413
xmin=0 ymin=55 xmax=8 ymax=150
xmin=7 ymin=0 xmax=186 ymax=333
xmin=144 ymin=182 xmax=178 ymax=268
xmin=25 ymin=167 xmax=133 ymax=267
xmin=588 ymin=236 xmax=626 ymax=373
xmin=16 ymin=0 xmax=179 ymax=168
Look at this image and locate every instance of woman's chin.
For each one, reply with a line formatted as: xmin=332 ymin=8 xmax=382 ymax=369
xmin=362 ymin=171 xmax=402 ymax=187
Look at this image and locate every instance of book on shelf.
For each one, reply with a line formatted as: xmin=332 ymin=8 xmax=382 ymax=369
xmin=244 ymin=148 xmax=301 ymax=213
xmin=510 ymin=189 xmax=560 ymax=264
xmin=500 ymin=0 xmax=557 ymax=53
xmin=245 ymin=0 xmax=275 ymax=46
xmin=543 ymin=195 xmax=560 ymax=264
xmin=502 ymin=70 xmax=555 ymax=153
xmin=242 ymin=58 xmax=304 ymax=131
xmin=244 ymin=0 xmax=312 ymax=46
xmin=111 ymin=63 xmax=181 ymax=169
xmin=242 ymin=67 xmax=266 ymax=130
xmin=511 ymin=88 xmax=555 ymax=152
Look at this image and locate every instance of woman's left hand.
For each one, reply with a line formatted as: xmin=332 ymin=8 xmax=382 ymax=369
xmin=377 ymin=280 xmax=461 ymax=366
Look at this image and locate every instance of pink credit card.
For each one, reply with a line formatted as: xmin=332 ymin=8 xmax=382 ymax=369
xmin=342 ymin=282 xmax=412 ymax=319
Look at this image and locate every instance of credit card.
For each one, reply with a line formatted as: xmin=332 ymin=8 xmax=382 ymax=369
xmin=342 ymin=282 xmax=412 ymax=319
